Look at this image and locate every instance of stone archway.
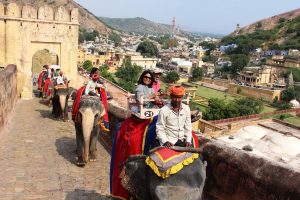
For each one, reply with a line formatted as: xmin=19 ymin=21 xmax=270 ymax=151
xmin=0 ymin=3 xmax=79 ymax=99
xmin=32 ymin=49 xmax=59 ymax=74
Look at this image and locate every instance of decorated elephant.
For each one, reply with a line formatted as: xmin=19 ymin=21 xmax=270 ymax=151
xmin=52 ymin=86 xmax=75 ymax=121
xmin=74 ymin=95 xmax=105 ymax=166
xmin=120 ymin=147 xmax=207 ymax=200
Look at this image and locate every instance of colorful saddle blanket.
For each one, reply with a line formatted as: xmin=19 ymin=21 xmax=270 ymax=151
xmin=146 ymin=148 xmax=199 ymax=179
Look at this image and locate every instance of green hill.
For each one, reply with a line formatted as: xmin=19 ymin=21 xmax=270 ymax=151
xmin=98 ymin=16 xmax=176 ymax=35
xmin=222 ymin=8 xmax=300 ymax=52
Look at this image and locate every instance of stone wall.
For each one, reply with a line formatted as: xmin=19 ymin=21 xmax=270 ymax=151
xmin=0 ymin=65 xmax=17 ymax=130
xmin=228 ymin=84 xmax=281 ymax=102
xmin=202 ymin=139 xmax=300 ymax=200
xmin=0 ymin=2 xmax=79 ymax=99
xmin=201 ymin=78 xmax=230 ymax=88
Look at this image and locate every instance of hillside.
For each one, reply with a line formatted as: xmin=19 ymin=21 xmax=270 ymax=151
xmin=0 ymin=0 xmax=111 ymax=35
xmin=233 ymin=8 xmax=300 ymax=35
xmin=98 ymin=16 xmax=177 ymax=35
xmin=224 ymin=8 xmax=300 ymax=51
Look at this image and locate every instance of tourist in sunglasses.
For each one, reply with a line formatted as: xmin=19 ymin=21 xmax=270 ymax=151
xmin=135 ymin=70 xmax=160 ymax=109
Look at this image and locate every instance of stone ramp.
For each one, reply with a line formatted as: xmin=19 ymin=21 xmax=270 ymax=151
xmin=0 ymin=98 xmax=110 ymax=200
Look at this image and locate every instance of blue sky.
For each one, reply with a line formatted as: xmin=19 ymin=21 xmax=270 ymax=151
xmin=75 ymin=0 xmax=300 ymax=35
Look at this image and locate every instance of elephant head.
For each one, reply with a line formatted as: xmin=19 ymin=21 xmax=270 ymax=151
xmin=56 ymin=88 xmax=69 ymax=120
xmin=52 ymin=87 xmax=76 ymax=121
xmin=78 ymin=96 xmax=105 ymax=163
xmin=121 ymin=153 xmax=207 ymax=200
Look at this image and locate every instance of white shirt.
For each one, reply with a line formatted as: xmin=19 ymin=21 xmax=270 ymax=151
xmin=84 ymin=80 xmax=102 ymax=95
xmin=156 ymin=102 xmax=192 ymax=145
xmin=56 ymin=76 xmax=65 ymax=85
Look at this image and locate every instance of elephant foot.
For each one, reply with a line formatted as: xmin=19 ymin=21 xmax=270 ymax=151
xmin=89 ymin=154 xmax=97 ymax=162
xmin=77 ymin=157 xmax=85 ymax=167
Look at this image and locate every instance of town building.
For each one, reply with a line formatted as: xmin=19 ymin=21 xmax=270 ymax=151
xmin=125 ymin=53 xmax=159 ymax=70
xmin=238 ymin=66 xmax=272 ymax=85
xmin=171 ymin=58 xmax=193 ymax=74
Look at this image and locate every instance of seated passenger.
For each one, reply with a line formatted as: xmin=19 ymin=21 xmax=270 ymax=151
xmin=135 ymin=70 xmax=159 ymax=108
xmin=55 ymin=71 xmax=67 ymax=86
xmin=155 ymin=85 xmax=192 ymax=148
xmin=84 ymin=74 xmax=103 ymax=96
xmin=152 ymin=70 xmax=162 ymax=93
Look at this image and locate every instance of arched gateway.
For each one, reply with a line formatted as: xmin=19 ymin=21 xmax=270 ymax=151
xmin=0 ymin=3 xmax=79 ymax=99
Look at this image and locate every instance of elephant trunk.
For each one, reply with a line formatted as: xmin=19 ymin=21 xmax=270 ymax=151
xmin=59 ymin=94 xmax=67 ymax=120
xmin=81 ymin=108 xmax=95 ymax=163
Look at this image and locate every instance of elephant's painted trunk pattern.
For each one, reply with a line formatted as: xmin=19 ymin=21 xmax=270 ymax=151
xmin=81 ymin=108 xmax=95 ymax=163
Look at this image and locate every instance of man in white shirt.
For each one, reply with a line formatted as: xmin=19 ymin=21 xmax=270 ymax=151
xmin=85 ymin=74 xmax=103 ymax=96
xmin=156 ymin=85 xmax=192 ymax=148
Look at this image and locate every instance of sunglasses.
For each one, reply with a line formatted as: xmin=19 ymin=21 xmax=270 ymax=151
xmin=143 ymin=76 xmax=152 ymax=80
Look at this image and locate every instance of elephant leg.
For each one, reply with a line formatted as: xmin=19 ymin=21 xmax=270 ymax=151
xmin=75 ymin=123 xmax=85 ymax=166
xmin=63 ymin=95 xmax=69 ymax=121
xmin=89 ymin=125 xmax=99 ymax=162
xmin=53 ymin=96 xmax=60 ymax=118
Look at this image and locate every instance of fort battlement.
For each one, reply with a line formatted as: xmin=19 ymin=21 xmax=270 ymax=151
xmin=0 ymin=3 xmax=78 ymax=24
xmin=0 ymin=2 xmax=79 ymax=99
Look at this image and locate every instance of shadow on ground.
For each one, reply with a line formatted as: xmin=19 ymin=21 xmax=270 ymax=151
xmin=35 ymin=109 xmax=53 ymax=119
xmin=65 ymin=189 xmax=110 ymax=200
xmin=55 ymin=137 xmax=77 ymax=165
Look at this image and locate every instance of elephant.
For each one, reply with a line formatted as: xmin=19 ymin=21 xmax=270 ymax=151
xmin=74 ymin=95 xmax=105 ymax=166
xmin=120 ymin=148 xmax=207 ymax=200
xmin=52 ymin=87 xmax=75 ymax=121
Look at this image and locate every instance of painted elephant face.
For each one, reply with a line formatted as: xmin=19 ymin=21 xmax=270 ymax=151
xmin=78 ymin=96 xmax=105 ymax=117
xmin=121 ymin=155 xmax=207 ymax=200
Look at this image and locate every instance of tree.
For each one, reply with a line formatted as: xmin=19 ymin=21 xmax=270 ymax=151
xmin=98 ymin=64 xmax=116 ymax=83
xmin=235 ymin=97 xmax=263 ymax=115
xmin=164 ymin=71 xmax=180 ymax=83
xmin=192 ymin=67 xmax=203 ymax=81
xmin=203 ymin=98 xmax=238 ymax=120
xmin=281 ymin=88 xmax=296 ymax=102
xmin=288 ymin=68 xmax=300 ymax=82
xmin=82 ymin=60 xmax=93 ymax=72
xmin=109 ymin=32 xmax=122 ymax=47
xmin=230 ymin=54 xmax=249 ymax=74
xmin=115 ymin=60 xmax=143 ymax=92
xmin=78 ymin=28 xmax=99 ymax=43
xmin=136 ymin=40 xmax=158 ymax=57
xmin=199 ymin=41 xmax=216 ymax=51
xmin=203 ymin=97 xmax=263 ymax=120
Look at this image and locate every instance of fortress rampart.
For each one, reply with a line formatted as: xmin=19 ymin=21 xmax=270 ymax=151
xmin=0 ymin=3 xmax=79 ymax=99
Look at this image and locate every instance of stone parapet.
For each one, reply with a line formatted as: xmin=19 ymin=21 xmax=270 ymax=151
xmin=0 ymin=64 xmax=17 ymax=130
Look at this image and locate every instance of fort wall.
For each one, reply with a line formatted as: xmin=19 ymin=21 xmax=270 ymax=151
xmin=0 ymin=3 xmax=79 ymax=99
xmin=228 ymin=84 xmax=281 ymax=102
xmin=0 ymin=65 xmax=17 ymax=131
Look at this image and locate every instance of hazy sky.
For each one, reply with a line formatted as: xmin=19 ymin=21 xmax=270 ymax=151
xmin=75 ymin=0 xmax=300 ymax=35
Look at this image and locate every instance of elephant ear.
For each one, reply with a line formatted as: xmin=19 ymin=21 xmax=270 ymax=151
xmin=121 ymin=156 xmax=151 ymax=200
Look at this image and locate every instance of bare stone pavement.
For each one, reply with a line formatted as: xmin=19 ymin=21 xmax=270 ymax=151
xmin=0 ymin=98 xmax=111 ymax=200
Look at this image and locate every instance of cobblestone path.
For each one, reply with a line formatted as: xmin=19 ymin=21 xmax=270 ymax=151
xmin=0 ymin=98 xmax=111 ymax=200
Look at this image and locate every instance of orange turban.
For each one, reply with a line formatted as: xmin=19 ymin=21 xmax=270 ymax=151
xmin=169 ymin=85 xmax=185 ymax=96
